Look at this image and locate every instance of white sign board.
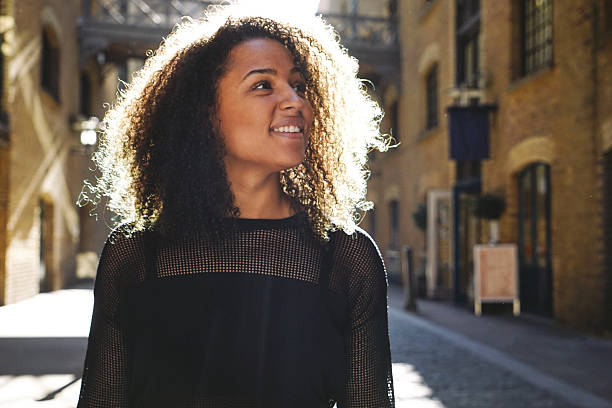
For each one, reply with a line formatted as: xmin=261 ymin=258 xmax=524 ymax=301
xmin=473 ymin=244 xmax=520 ymax=316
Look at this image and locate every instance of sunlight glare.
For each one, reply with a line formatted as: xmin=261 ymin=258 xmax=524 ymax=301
xmin=392 ymin=363 xmax=446 ymax=408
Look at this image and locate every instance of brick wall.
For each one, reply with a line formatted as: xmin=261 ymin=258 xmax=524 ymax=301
xmin=367 ymin=0 xmax=612 ymax=332
xmin=2 ymin=0 xmax=82 ymax=304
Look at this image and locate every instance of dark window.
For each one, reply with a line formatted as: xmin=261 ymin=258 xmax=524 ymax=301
xmin=517 ymin=162 xmax=552 ymax=316
xmin=456 ymin=160 xmax=481 ymax=181
xmin=41 ymin=26 xmax=60 ymax=101
xmin=521 ymin=0 xmax=553 ymax=75
xmin=604 ymin=149 xmax=612 ymax=330
xmin=606 ymin=0 xmax=612 ymax=31
xmin=0 ymin=32 xmax=4 ymax=110
xmin=389 ymin=200 xmax=399 ymax=249
xmin=80 ymin=72 xmax=91 ymax=117
xmin=0 ymin=31 xmax=7 ymax=141
xmin=456 ymin=0 xmax=480 ymax=88
xmin=389 ymin=100 xmax=399 ymax=142
xmin=426 ymin=64 xmax=438 ymax=130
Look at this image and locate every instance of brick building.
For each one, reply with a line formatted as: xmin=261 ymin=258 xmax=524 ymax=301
xmin=0 ymin=0 xmax=116 ymax=305
xmin=366 ymin=0 xmax=612 ymax=333
xmin=0 ymin=0 xmax=398 ymax=306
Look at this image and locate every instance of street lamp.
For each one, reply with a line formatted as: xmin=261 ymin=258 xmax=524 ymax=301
xmin=70 ymin=115 xmax=100 ymax=153
xmin=79 ymin=117 xmax=99 ymax=146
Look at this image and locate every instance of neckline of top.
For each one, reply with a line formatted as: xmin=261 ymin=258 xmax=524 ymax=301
xmin=230 ymin=211 xmax=305 ymax=228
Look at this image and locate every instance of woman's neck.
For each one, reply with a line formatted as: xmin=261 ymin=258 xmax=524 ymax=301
xmin=226 ymin=168 xmax=293 ymax=219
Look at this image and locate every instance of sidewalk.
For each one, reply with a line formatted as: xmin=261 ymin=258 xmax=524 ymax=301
xmin=388 ymin=283 xmax=612 ymax=405
xmin=1 ymin=280 xmax=611 ymax=407
xmin=0 ymin=280 xmax=94 ymax=407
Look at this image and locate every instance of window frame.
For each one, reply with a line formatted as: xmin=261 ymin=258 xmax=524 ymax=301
xmin=41 ymin=25 xmax=61 ymax=102
xmin=520 ymin=0 xmax=554 ymax=76
xmin=389 ymin=200 xmax=399 ymax=249
xmin=456 ymin=0 xmax=481 ymax=88
xmin=425 ymin=63 xmax=439 ymax=130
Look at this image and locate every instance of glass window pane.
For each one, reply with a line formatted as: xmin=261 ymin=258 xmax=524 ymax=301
xmin=520 ymin=170 xmax=533 ymax=265
xmin=535 ymin=165 xmax=549 ymax=269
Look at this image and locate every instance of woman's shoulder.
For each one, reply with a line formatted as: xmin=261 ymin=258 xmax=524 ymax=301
xmin=96 ymin=225 xmax=147 ymax=282
xmin=331 ymin=226 xmax=381 ymax=257
xmin=102 ymin=224 xmax=145 ymax=255
xmin=329 ymin=226 xmax=385 ymax=277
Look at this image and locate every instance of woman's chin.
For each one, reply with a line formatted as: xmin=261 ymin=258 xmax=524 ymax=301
xmin=275 ymin=157 xmax=305 ymax=172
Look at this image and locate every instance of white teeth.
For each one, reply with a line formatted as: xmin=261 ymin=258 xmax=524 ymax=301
xmin=273 ymin=125 xmax=302 ymax=133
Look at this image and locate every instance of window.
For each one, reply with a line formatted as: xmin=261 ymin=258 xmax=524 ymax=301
xmin=521 ymin=0 xmax=553 ymax=75
xmin=456 ymin=160 xmax=481 ymax=181
xmin=605 ymin=0 xmax=612 ymax=32
xmin=389 ymin=200 xmax=399 ymax=249
xmin=604 ymin=149 xmax=612 ymax=329
xmin=387 ymin=100 xmax=399 ymax=142
xmin=426 ymin=64 xmax=438 ymax=130
xmin=41 ymin=26 xmax=60 ymax=101
xmin=80 ymin=72 xmax=91 ymax=117
xmin=456 ymin=0 xmax=480 ymax=88
xmin=0 ymin=32 xmax=4 ymax=109
xmin=0 ymin=1 xmax=8 ymax=139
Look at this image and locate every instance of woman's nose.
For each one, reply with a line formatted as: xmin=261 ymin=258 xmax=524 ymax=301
xmin=279 ymin=86 xmax=304 ymax=111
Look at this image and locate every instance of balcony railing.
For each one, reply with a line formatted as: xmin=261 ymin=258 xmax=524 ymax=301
xmin=79 ymin=0 xmax=398 ymax=72
xmin=321 ymin=13 xmax=397 ymax=50
xmin=83 ymin=0 xmax=214 ymax=27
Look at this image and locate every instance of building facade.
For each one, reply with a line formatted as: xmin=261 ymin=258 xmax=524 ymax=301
xmin=0 ymin=0 xmax=398 ymax=306
xmin=367 ymin=0 xmax=612 ymax=333
xmin=0 ymin=0 xmax=121 ymax=305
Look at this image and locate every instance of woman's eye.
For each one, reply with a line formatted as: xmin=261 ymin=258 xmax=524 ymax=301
xmin=253 ymin=81 xmax=271 ymax=90
xmin=293 ymin=82 xmax=307 ymax=94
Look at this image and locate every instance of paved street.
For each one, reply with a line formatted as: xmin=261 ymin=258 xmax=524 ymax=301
xmin=390 ymin=309 xmax=575 ymax=407
xmin=1 ymin=282 xmax=612 ymax=407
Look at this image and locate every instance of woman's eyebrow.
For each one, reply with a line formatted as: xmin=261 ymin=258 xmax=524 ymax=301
xmin=242 ymin=68 xmax=276 ymax=81
xmin=242 ymin=66 xmax=301 ymax=81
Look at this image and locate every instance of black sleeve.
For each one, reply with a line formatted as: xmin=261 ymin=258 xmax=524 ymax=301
xmin=335 ymin=229 xmax=395 ymax=407
xmin=78 ymin=230 xmax=141 ymax=407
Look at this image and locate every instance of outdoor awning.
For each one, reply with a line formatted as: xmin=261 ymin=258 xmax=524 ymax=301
xmin=447 ymin=105 xmax=497 ymax=160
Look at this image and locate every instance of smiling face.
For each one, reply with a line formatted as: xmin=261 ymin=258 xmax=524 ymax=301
xmin=215 ymin=38 xmax=314 ymax=176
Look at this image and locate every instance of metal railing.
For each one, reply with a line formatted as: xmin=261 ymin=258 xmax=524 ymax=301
xmin=83 ymin=0 xmax=214 ymax=27
xmin=321 ymin=12 xmax=397 ymax=50
xmin=81 ymin=0 xmax=398 ymax=50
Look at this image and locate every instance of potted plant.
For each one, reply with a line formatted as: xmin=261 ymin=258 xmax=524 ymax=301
xmin=472 ymin=193 xmax=506 ymax=244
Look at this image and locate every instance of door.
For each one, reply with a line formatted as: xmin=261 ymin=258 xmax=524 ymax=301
xmin=453 ymin=177 xmax=481 ymax=304
xmin=518 ymin=163 xmax=552 ymax=316
xmin=39 ymin=198 xmax=54 ymax=292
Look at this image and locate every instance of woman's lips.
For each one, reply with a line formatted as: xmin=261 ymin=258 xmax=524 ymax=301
xmin=270 ymin=129 xmax=304 ymax=139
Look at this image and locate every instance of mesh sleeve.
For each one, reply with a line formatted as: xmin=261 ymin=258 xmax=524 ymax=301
xmin=336 ymin=229 xmax=395 ymax=408
xmin=78 ymin=230 xmax=140 ymax=407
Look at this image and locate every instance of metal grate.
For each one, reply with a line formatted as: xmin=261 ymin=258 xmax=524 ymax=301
xmin=87 ymin=0 xmax=214 ymax=27
xmin=83 ymin=0 xmax=398 ymax=49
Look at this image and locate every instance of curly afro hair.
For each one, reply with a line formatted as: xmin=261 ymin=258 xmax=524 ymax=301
xmin=80 ymin=3 xmax=390 ymax=240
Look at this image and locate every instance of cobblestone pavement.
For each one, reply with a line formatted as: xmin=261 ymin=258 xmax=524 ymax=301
xmin=1 ymin=282 xmax=608 ymax=407
xmin=388 ymin=308 xmax=577 ymax=408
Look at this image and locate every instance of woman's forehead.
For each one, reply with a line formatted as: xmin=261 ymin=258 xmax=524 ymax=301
xmin=225 ymin=38 xmax=300 ymax=76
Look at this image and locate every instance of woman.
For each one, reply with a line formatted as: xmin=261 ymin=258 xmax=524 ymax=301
xmin=78 ymin=3 xmax=394 ymax=407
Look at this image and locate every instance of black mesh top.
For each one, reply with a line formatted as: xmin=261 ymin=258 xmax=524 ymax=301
xmin=78 ymin=213 xmax=395 ymax=407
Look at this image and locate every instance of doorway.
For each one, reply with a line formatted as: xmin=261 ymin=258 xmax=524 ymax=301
xmin=39 ymin=198 xmax=54 ymax=292
xmin=517 ymin=163 xmax=552 ymax=316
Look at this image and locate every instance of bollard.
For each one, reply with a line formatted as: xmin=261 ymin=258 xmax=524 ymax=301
xmin=401 ymin=245 xmax=417 ymax=312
